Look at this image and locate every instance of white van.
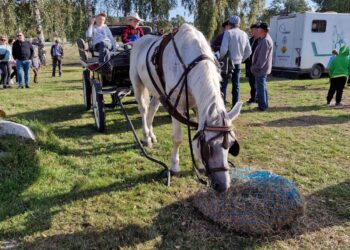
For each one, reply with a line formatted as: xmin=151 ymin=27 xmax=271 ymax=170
xmin=270 ymin=12 xmax=350 ymax=78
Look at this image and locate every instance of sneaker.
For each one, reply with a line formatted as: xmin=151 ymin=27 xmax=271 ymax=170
xmin=326 ymin=102 xmax=332 ymax=107
xmin=25 ymin=85 xmax=30 ymax=88
xmin=18 ymin=85 xmax=24 ymax=89
xmin=246 ymin=99 xmax=256 ymax=104
xmin=251 ymin=107 xmax=266 ymax=112
xmin=88 ymin=63 xmax=100 ymax=71
xmin=335 ymin=102 xmax=343 ymax=107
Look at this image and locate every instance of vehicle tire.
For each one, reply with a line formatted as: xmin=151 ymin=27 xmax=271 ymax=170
xmin=92 ymin=80 xmax=106 ymax=132
xmin=310 ymin=64 xmax=323 ymax=79
xmin=83 ymin=70 xmax=92 ymax=110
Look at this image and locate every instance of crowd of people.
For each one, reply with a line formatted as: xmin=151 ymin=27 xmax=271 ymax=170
xmin=0 ymin=32 xmax=64 ymax=89
xmin=1 ymin=12 xmax=347 ymax=108
xmin=212 ymin=16 xmax=273 ymax=112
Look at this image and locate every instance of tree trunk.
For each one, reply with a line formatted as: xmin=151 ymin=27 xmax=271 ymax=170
xmin=32 ymin=0 xmax=46 ymax=65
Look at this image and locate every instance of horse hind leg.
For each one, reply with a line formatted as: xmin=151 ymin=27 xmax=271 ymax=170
xmin=131 ymin=74 xmax=152 ymax=147
xmin=146 ymin=96 xmax=160 ymax=144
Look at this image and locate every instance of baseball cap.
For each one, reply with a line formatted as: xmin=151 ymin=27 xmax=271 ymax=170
xmin=250 ymin=23 xmax=259 ymax=29
xmin=228 ymin=16 xmax=240 ymax=25
xmin=96 ymin=12 xmax=107 ymax=18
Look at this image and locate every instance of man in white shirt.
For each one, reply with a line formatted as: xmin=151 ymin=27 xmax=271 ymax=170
xmin=220 ymin=16 xmax=251 ymax=107
xmin=86 ymin=12 xmax=117 ymax=68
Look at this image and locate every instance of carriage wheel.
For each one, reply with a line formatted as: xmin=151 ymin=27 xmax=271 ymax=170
xmin=83 ymin=70 xmax=92 ymax=110
xmin=92 ymin=80 xmax=106 ymax=132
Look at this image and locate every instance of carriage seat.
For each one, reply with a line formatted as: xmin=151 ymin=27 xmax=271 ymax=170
xmin=76 ymin=38 xmax=99 ymax=67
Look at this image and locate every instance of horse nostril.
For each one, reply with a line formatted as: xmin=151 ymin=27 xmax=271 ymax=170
xmin=213 ymin=182 xmax=228 ymax=193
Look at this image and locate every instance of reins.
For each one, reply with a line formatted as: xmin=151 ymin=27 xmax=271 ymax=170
xmin=145 ymin=31 xmax=234 ymax=185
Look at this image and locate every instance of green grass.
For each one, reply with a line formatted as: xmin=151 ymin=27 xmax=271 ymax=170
xmin=0 ymin=44 xmax=349 ymax=249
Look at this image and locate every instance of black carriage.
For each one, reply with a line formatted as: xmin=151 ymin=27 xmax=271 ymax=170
xmin=77 ymin=25 xmax=152 ymax=132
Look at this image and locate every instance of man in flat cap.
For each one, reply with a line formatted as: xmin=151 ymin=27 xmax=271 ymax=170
xmin=220 ymin=16 xmax=251 ymax=107
xmin=251 ymin=23 xmax=273 ymax=111
xmin=245 ymin=24 xmax=260 ymax=104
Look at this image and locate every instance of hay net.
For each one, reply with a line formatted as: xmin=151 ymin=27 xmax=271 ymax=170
xmin=194 ymin=167 xmax=305 ymax=235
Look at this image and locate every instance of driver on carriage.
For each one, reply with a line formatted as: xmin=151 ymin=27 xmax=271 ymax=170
xmin=85 ymin=12 xmax=118 ymax=70
xmin=121 ymin=13 xmax=144 ymax=44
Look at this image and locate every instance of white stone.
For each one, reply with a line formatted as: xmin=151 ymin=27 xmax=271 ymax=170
xmin=0 ymin=121 xmax=35 ymax=140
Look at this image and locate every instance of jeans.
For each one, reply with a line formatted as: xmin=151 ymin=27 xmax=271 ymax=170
xmin=52 ymin=56 xmax=62 ymax=76
xmin=0 ymin=62 xmax=10 ymax=86
xmin=256 ymin=75 xmax=268 ymax=111
xmin=231 ymin=64 xmax=241 ymax=106
xmin=94 ymin=41 xmax=112 ymax=64
xmin=220 ymin=77 xmax=229 ymax=103
xmin=327 ymin=76 xmax=347 ymax=104
xmin=16 ymin=60 xmax=31 ymax=87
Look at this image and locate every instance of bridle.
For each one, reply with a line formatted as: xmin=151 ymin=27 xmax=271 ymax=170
xmin=145 ymin=31 xmax=240 ymax=185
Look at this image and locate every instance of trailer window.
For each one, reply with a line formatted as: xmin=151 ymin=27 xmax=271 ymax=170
xmin=312 ymin=20 xmax=327 ymax=33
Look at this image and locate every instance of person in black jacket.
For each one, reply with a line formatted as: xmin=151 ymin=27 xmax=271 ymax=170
xmin=50 ymin=40 xmax=63 ymax=77
xmin=245 ymin=24 xmax=260 ymax=104
xmin=12 ymin=32 xmax=34 ymax=88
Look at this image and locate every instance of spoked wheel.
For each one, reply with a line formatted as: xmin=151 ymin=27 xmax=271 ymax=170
xmin=92 ymin=80 xmax=106 ymax=132
xmin=83 ymin=69 xmax=92 ymax=110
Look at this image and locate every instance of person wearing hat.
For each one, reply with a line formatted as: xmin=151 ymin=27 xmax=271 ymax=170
xmin=245 ymin=23 xmax=260 ymax=104
xmin=86 ymin=12 xmax=117 ymax=67
xmin=50 ymin=39 xmax=63 ymax=77
xmin=220 ymin=15 xmax=252 ymax=107
xmin=251 ymin=23 xmax=273 ymax=112
xmin=211 ymin=20 xmax=233 ymax=103
xmin=122 ymin=13 xmax=145 ymax=44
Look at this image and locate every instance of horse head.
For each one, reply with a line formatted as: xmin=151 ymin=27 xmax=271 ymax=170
xmin=192 ymin=102 xmax=243 ymax=192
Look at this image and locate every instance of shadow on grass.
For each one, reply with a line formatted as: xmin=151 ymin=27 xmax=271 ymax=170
xmin=0 ymin=137 xmax=39 ymax=201
xmin=14 ymin=180 xmax=350 ymax=249
xmin=266 ymin=105 xmax=324 ymax=113
xmin=0 ymin=170 xmax=194 ymax=241
xmin=253 ymin=114 xmax=350 ymax=127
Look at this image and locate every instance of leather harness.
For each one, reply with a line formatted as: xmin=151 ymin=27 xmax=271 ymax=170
xmin=145 ymin=31 xmax=237 ymax=184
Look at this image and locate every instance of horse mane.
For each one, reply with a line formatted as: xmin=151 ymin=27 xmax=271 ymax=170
xmin=174 ymin=24 xmax=226 ymax=127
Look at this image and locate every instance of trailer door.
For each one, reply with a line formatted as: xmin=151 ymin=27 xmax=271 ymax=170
xmin=273 ymin=16 xmax=298 ymax=69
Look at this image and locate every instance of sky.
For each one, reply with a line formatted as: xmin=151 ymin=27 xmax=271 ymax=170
xmin=169 ymin=0 xmax=315 ymax=22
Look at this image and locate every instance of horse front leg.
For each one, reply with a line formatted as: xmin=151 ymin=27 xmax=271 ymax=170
xmin=146 ymin=96 xmax=160 ymax=144
xmin=170 ymin=118 xmax=182 ymax=174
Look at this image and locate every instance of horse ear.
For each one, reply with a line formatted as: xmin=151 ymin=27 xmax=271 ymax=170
xmin=227 ymin=102 xmax=243 ymax=121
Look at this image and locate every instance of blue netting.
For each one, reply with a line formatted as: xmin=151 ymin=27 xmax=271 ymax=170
xmin=194 ymin=167 xmax=305 ymax=234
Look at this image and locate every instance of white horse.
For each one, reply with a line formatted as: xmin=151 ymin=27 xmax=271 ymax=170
xmin=130 ymin=24 xmax=242 ymax=192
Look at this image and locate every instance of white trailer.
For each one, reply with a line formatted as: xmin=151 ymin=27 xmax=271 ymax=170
xmin=269 ymin=12 xmax=350 ymax=78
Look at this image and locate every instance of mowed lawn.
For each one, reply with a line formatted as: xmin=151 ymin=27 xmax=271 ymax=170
xmin=0 ymin=44 xmax=349 ymax=249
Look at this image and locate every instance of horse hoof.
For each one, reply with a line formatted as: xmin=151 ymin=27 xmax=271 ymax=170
xmin=141 ymin=139 xmax=152 ymax=147
xmin=170 ymin=170 xmax=180 ymax=177
xmin=151 ymin=137 xmax=158 ymax=144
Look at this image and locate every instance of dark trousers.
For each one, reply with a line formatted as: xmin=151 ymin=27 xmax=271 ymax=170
xmin=0 ymin=62 xmax=10 ymax=86
xmin=10 ymin=66 xmax=17 ymax=82
xmin=327 ymin=76 xmax=347 ymax=104
xmin=52 ymin=56 xmax=62 ymax=76
xmin=248 ymin=73 xmax=256 ymax=101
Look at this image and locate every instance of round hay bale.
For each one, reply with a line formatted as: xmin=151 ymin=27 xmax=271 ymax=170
xmin=193 ymin=168 xmax=305 ymax=235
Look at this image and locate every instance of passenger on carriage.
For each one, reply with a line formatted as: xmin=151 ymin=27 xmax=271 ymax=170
xmin=121 ymin=13 xmax=144 ymax=44
xmin=86 ymin=12 xmax=117 ymax=70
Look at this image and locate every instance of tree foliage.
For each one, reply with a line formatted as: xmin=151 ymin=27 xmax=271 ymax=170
xmin=261 ymin=0 xmax=310 ymax=22
xmin=312 ymin=0 xmax=350 ymax=13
